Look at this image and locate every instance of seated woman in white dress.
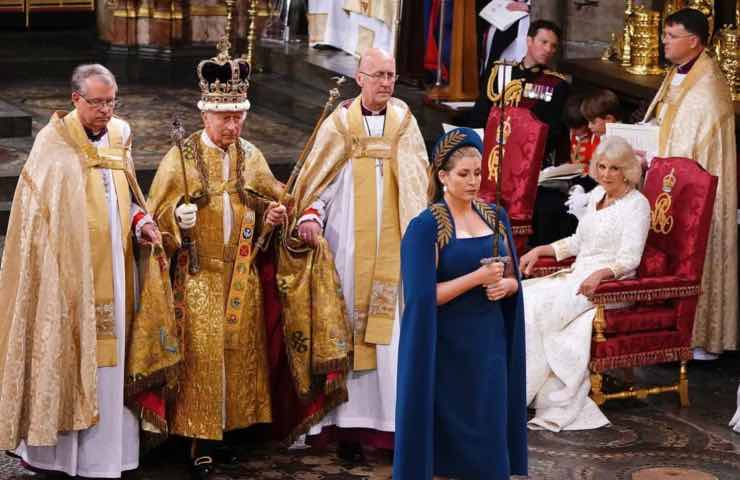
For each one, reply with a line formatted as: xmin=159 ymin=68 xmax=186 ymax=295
xmin=519 ymin=136 xmax=650 ymax=432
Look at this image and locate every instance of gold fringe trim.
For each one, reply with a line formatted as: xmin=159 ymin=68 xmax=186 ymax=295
xmin=590 ymin=346 xmax=692 ymax=372
xmin=312 ymin=356 xmax=352 ymax=376
xmin=532 ymin=265 xmax=564 ymax=277
xmin=324 ymin=373 xmax=346 ymax=396
xmin=139 ymin=405 xmax=169 ymax=435
xmin=591 ymin=284 xmax=700 ymax=305
xmin=123 ymin=363 xmax=180 ymax=401
xmin=282 ymin=387 xmax=349 ymax=447
xmin=512 ymin=224 xmax=533 ymax=236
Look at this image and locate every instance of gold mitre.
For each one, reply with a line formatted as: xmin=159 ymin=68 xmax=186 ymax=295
xmin=196 ymin=37 xmax=251 ymax=112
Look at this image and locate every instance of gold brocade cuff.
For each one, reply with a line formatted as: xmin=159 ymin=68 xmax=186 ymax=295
xmin=551 ymin=238 xmax=572 ymax=262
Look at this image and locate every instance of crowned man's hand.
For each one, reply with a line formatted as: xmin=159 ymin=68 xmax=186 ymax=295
xmin=265 ymin=202 xmax=287 ymax=227
xmin=297 ymin=219 xmax=322 ymax=248
xmin=139 ymin=221 xmax=162 ymax=246
xmin=175 ymin=203 xmax=197 ymax=230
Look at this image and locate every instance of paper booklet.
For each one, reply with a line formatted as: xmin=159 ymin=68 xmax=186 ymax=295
xmin=605 ymin=122 xmax=660 ymax=167
xmin=479 ymin=0 xmax=529 ymax=31
xmin=538 ymin=163 xmax=583 ymax=184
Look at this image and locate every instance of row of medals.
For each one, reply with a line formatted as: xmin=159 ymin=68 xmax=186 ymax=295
xmin=523 ymin=82 xmax=554 ymax=102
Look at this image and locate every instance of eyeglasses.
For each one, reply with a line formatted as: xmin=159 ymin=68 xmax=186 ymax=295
xmin=359 ymin=71 xmax=400 ymax=82
xmin=77 ymin=92 xmax=118 ymax=110
xmin=661 ymin=32 xmax=696 ymax=41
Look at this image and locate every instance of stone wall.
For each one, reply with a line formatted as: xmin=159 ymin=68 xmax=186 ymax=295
xmin=531 ymin=0 xmax=736 ymax=60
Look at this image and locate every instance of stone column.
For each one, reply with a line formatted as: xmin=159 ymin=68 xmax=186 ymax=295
xmin=531 ymin=1 xmax=564 ymax=26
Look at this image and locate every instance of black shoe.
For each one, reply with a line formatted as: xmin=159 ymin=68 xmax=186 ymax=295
xmin=212 ymin=445 xmax=240 ymax=471
xmin=190 ymin=456 xmax=215 ymax=480
xmin=18 ymin=459 xmax=67 ymax=478
xmin=337 ymin=441 xmax=365 ymax=463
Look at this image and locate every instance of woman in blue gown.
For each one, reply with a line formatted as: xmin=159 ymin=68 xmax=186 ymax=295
xmin=393 ymin=128 xmax=527 ymax=480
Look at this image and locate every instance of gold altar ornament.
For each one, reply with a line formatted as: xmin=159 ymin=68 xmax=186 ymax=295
xmin=713 ymin=25 xmax=739 ymax=101
xmin=625 ymin=5 xmax=664 ymax=76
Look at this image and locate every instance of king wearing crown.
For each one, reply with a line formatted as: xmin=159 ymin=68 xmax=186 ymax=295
xmin=147 ymin=38 xmax=287 ymax=479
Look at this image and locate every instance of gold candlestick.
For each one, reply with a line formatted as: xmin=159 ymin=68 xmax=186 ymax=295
xmin=224 ymin=0 xmax=236 ymax=48
xmin=242 ymin=0 xmax=258 ymax=66
xmin=621 ymin=0 xmax=635 ymax=67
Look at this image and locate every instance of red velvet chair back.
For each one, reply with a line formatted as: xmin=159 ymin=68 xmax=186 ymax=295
xmin=640 ymin=157 xmax=718 ymax=282
xmin=480 ymin=106 xmax=547 ymax=225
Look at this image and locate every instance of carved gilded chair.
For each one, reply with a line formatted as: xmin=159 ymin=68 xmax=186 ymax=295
xmin=480 ymin=106 xmax=547 ymax=254
xmin=533 ymin=157 xmax=718 ymax=407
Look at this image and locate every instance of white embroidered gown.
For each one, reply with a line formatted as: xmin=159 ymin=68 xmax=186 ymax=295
xmin=522 ymin=186 xmax=650 ymax=431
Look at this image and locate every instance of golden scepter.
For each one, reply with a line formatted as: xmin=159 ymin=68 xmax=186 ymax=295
xmin=170 ymin=117 xmax=200 ymax=274
xmin=251 ymin=75 xmax=347 ymax=252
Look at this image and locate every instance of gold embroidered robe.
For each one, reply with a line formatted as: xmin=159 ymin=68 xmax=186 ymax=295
xmin=0 ymin=111 xmax=177 ymax=450
xmin=643 ymin=51 xmax=738 ymax=353
xmin=279 ymin=97 xmax=427 ymax=431
xmin=147 ymin=132 xmax=283 ymax=440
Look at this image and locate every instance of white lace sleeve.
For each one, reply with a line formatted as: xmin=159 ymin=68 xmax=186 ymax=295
xmin=607 ymin=193 xmax=651 ymax=278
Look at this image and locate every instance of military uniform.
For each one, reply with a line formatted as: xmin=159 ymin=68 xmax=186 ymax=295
xmin=464 ymin=60 xmax=570 ymax=165
xmin=465 ymin=60 xmax=575 ymax=247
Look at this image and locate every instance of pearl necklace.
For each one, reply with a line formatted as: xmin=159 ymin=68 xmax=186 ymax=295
xmin=602 ymin=187 xmax=632 ymax=209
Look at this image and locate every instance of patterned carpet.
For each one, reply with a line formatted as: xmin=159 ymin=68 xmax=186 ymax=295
xmin=0 ymin=358 xmax=738 ymax=479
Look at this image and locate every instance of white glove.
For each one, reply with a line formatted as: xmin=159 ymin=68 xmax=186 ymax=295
xmin=565 ymin=185 xmax=589 ymax=220
xmin=175 ymin=203 xmax=197 ymax=230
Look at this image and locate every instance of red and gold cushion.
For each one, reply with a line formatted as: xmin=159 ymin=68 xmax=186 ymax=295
xmin=480 ymin=106 xmax=547 ymax=226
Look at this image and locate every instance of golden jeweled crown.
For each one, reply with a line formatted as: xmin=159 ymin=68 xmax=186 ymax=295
xmin=196 ymin=37 xmax=251 ymax=112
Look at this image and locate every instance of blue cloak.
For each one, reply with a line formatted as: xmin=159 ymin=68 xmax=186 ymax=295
xmin=393 ymin=202 xmax=527 ymax=479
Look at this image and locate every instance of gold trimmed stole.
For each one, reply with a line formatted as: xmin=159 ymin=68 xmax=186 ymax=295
xmin=58 ymin=111 xmax=133 ymax=367
xmin=347 ymin=97 xmax=408 ymax=371
xmin=644 ymin=52 xmax=714 ymax=156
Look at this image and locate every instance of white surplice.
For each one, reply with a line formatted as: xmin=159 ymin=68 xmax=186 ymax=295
xmin=306 ymin=114 xmax=400 ymax=434
xmin=308 ymin=0 xmax=396 ymax=56
xmin=730 ymin=384 xmax=740 ymax=433
xmin=17 ymin=124 xmax=140 ymax=478
xmin=522 ymin=186 xmax=650 ymax=432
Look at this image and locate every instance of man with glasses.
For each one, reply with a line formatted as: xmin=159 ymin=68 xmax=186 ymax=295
xmin=642 ymin=8 xmax=737 ymax=360
xmin=286 ymin=47 xmax=428 ymax=461
xmin=0 ymin=63 xmax=166 ymax=478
